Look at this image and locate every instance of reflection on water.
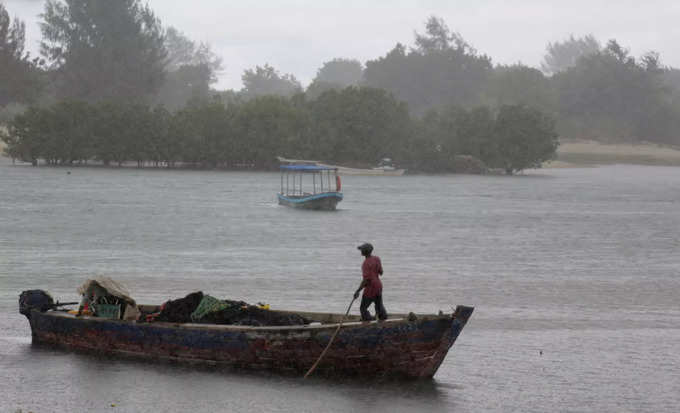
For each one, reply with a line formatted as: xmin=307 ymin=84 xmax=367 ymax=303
xmin=1 ymin=161 xmax=679 ymax=412
xmin=4 ymin=340 xmax=450 ymax=413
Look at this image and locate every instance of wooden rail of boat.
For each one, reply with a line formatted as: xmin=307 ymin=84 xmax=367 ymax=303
xmin=24 ymin=305 xmax=473 ymax=379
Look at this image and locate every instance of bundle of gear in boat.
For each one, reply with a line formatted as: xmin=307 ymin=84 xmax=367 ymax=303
xmin=27 ymin=278 xmax=312 ymax=326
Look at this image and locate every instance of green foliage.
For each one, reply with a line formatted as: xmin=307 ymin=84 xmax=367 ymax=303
xmin=241 ymin=64 xmax=302 ymax=99
xmin=5 ymin=1 xmax=680 ymax=153
xmin=414 ymin=16 xmax=473 ymax=54
xmin=306 ymin=58 xmax=363 ymax=100
xmin=7 ymin=2 xmax=679 ymax=151
xmin=492 ymin=105 xmax=559 ymax=174
xmin=156 ymin=64 xmax=213 ymax=111
xmin=553 ymin=40 xmax=678 ymax=143
xmin=212 ymin=90 xmax=245 ymax=107
xmin=156 ymin=27 xmax=223 ymax=110
xmin=0 ymin=123 xmax=10 ymax=157
xmin=0 ymin=3 xmax=43 ymax=106
xmin=234 ymin=96 xmax=307 ymax=168
xmin=364 ymin=17 xmax=492 ymax=114
xmin=305 ymin=81 xmax=340 ymax=102
xmin=404 ymin=104 xmax=558 ymax=174
xmin=541 ymin=34 xmax=601 ymax=75
xmin=39 ymin=0 xmax=166 ymax=102
xmin=164 ymin=27 xmax=222 ymax=75
xmin=0 ymin=102 xmax=26 ymax=124
xmin=5 ymin=101 xmax=94 ymax=164
xmin=663 ymin=69 xmax=680 ymax=114
xmin=172 ymin=99 xmax=231 ymax=167
xmin=308 ymin=87 xmax=410 ymax=164
xmin=489 ymin=64 xmax=556 ymax=111
xmin=313 ymin=58 xmax=363 ymax=86
xmin=3 ymin=95 xmax=558 ymax=174
xmin=3 ymin=106 xmax=39 ymax=162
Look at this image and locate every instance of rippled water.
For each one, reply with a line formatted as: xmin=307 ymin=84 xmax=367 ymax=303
xmin=1 ymin=158 xmax=679 ymax=412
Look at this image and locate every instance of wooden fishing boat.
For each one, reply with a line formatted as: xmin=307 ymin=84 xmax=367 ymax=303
xmin=19 ymin=291 xmax=473 ymax=379
xmin=278 ymin=164 xmax=343 ymax=210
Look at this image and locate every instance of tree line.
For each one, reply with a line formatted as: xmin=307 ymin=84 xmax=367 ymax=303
xmin=2 ymin=87 xmax=557 ymax=174
xmin=1 ymin=0 xmax=223 ymax=113
xmin=2 ymin=3 xmax=679 ymax=148
xmin=22 ymin=2 xmax=680 ymax=171
xmin=359 ymin=19 xmax=680 ymax=145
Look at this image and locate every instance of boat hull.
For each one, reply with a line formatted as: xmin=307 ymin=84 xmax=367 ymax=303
xmin=332 ymin=166 xmax=406 ymax=176
xmin=278 ymin=192 xmax=343 ymax=210
xmin=276 ymin=157 xmax=406 ymax=176
xmin=24 ymin=306 xmax=473 ymax=379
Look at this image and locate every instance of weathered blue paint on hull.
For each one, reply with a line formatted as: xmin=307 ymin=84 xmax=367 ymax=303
xmin=277 ymin=192 xmax=343 ymax=210
xmin=24 ymin=306 xmax=473 ymax=379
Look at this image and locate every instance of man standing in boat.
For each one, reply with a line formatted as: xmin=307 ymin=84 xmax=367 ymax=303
xmin=354 ymin=243 xmax=388 ymax=321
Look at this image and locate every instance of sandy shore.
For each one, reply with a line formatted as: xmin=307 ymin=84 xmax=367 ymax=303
xmin=544 ymin=140 xmax=680 ymax=168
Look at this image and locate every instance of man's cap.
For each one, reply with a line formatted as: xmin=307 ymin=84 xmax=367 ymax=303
xmin=357 ymin=243 xmax=373 ymax=253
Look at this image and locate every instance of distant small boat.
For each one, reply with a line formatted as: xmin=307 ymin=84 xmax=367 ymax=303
xmin=276 ymin=156 xmax=406 ymax=176
xmin=369 ymin=158 xmax=407 ymax=176
xmin=333 ymin=165 xmax=406 ymax=176
xmin=278 ymin=164 xmax=343 ymax=210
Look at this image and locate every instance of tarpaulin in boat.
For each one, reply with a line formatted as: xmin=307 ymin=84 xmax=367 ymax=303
xmin=77 ymin=277 xmax=139 ymax=320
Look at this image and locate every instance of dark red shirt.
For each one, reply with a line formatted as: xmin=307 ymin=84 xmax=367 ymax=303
xmin=361 ymin=255 xmax=383 ymax=298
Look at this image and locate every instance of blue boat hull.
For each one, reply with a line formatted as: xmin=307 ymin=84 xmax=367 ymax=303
xmin=278 ymin=192 xmax=343 ymax=210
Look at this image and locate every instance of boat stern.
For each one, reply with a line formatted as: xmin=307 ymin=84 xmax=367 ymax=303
xmin=19 ymin=290 xmax=55 ymax=320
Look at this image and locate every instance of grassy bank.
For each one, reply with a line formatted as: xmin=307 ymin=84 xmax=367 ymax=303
xmin=545 ymin=140 xmax=680 ymax=167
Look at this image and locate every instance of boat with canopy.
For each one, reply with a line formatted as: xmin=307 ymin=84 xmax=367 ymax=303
xmin=278 ymin=164 xmax=343 ymax=210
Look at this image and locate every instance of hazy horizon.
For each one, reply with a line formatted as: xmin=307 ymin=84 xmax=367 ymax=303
xmin=5 ymin=0 xmax=680 ymax=90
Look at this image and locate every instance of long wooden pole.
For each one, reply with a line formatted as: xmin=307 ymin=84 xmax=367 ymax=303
xmin=304 ymin=296 xmax=357 ymax=379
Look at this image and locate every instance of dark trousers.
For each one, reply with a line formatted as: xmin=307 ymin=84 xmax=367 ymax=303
xmin=360 ymin=294 xmax=387 ymax=321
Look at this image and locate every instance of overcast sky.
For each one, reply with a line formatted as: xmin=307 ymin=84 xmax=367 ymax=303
xmin=5 ymin=0 xmax=680 ymax=90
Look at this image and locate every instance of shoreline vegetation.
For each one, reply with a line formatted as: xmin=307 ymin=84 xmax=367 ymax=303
xmin=5 ymin=138 xmax=680 ymax=171
xmin=3 ymin=4 xmax=680 ymax=173
xmin=1 ymin=110 xmax=678 ymax=173
xmin=0 ymin=97 xmax=558 ymax=175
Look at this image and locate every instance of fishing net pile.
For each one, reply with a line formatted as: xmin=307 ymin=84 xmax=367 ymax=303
xmin=154 ymin=291 xmax=204 ymax=323
xmin=147 ymin=292 xmax=311 ymax=326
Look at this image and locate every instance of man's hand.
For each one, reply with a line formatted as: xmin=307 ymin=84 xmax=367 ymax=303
xmin=353 ymin=291 xmax=360 ymax=300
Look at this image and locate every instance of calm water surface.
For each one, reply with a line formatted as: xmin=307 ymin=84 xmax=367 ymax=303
xmin=1 ymin=158 xmax=679 ymax=412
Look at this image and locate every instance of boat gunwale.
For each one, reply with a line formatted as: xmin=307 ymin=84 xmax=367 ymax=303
xmin=41 ymin=309 xmax=456 ymax=332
